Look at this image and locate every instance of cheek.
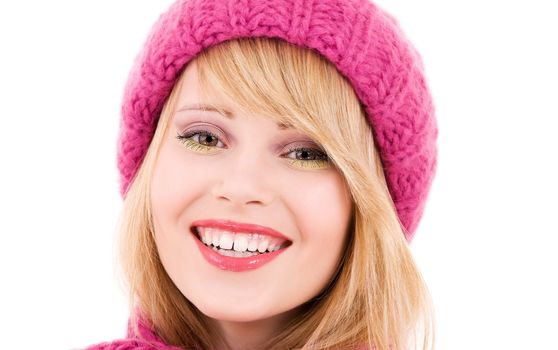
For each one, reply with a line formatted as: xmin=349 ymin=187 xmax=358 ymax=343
xmin=279 ymin=172 xmax=352 ymax=295
xmin=150 ymin=143 xmax=210 ymax=293
xmin=150 ymin=143 xmax=215 ymax=282
xmin=294 ymin=173 xmax=352 ymax=245
xmin=151 ymin=143 xmax=207 ymax=221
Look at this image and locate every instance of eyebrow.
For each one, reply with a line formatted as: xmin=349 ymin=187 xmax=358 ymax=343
xmin=177 ymin=103 xmax=234 ymax=118
xmin=176 ymin=103 xmax=293 ymax=130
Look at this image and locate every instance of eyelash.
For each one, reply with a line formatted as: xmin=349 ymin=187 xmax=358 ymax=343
xmin=175 ymin=130 xmax=330 ymax=169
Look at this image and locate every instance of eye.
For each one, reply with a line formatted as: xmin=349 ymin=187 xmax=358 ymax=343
xmin=283 ymin=147 xmax=330 ymax=169
xmin=175 ymin=130 xmax=330 ymax=169
xmin=175 ymin=130 xmax=225 ymax=153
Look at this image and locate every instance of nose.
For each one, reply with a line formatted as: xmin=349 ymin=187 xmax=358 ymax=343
xmin=210 ymin=151 xmax=275 ymax=207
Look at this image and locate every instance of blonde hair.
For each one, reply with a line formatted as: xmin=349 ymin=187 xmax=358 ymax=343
xmin=117 ymin=37 xmax=435 ymax=350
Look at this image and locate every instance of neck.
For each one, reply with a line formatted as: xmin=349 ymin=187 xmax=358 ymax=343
xmin=208 ymin=308 xmax=299 ymax=350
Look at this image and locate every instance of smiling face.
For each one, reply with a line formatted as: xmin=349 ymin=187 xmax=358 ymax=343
xmin=150 ymin=60 xmax=353 ymax=327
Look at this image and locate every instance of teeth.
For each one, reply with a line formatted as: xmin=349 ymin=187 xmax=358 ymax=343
xmin=200 ymin=231 xmax=209 ymax=244
xmin=270 ymin=240 xmax=282 ymax=251
xmin=196 ymin=227 xmax=289 ymax=255
xmin=233 ymin=250 xmax=254 ymax=258
xmin=219 ymin=232 xmax=234 ymax=250
xmin=233 ymin=234 xmax=249 ymax=252
xmin=220 ymin=249 xmax=234 ymax=257
xmin=247 ymin=239 xmax=259 ymax=252
xmin=212 ymin=246 xmax=259 ymax=257
xmin=211 ymin=229 xmax=220 ymax=246
xmin=257 ymin=239 xmax=269 ymax=253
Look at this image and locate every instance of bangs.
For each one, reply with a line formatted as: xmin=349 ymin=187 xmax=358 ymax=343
xmin=191 ymin=37 xmax=370 ymax=162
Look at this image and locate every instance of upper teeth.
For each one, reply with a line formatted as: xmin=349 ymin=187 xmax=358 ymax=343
xmin=196 ymin=227 xmax=287 ymax=253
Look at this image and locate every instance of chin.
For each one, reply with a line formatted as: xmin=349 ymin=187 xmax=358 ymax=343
xmin=196 ymin=301 xmax=279 ymax=323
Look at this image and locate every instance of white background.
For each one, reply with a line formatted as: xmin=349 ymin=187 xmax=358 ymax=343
xmin=0 ymin=1 xmax=557 ymax=349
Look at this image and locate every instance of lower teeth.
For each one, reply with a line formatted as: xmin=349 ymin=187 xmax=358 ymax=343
xmin=209 ymin=245 xmax=263 ymax=257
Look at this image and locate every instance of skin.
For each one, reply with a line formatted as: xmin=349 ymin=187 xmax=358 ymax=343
xmin=151 ymin=61 xmax=353 ymax=350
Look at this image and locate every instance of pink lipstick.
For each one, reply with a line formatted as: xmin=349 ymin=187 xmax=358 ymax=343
xmin=190 ymin=219 xmax=291 ymax=272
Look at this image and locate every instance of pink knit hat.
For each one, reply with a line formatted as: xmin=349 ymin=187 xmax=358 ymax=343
xmin=117 ymin=0 xmax=438 ymax=242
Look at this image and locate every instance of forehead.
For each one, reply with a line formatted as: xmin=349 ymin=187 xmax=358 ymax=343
xmin=175 ymin=102 xmax=293 ymax=130
xmin=174 ymin=62 xmax=295 ymax=130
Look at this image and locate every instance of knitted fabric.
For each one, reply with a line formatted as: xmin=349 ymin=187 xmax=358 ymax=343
xmin=116 ymin=0 xmax=438 ymax=241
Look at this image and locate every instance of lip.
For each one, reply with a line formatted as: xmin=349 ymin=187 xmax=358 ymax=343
xmin=190 ymin=219 xmax=292 ymax=272
xmin=190 ymin=218 xmax=291 ymax=241
xmin=192 ymin=237 xmax=288 ymax=272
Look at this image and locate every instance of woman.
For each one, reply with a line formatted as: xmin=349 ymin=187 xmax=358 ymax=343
xmin=85 ymin=0 xmax=438 ymax=349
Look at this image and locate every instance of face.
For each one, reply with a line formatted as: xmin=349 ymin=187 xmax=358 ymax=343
xmin=151 ymin=61 xmax=353 ymax=327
